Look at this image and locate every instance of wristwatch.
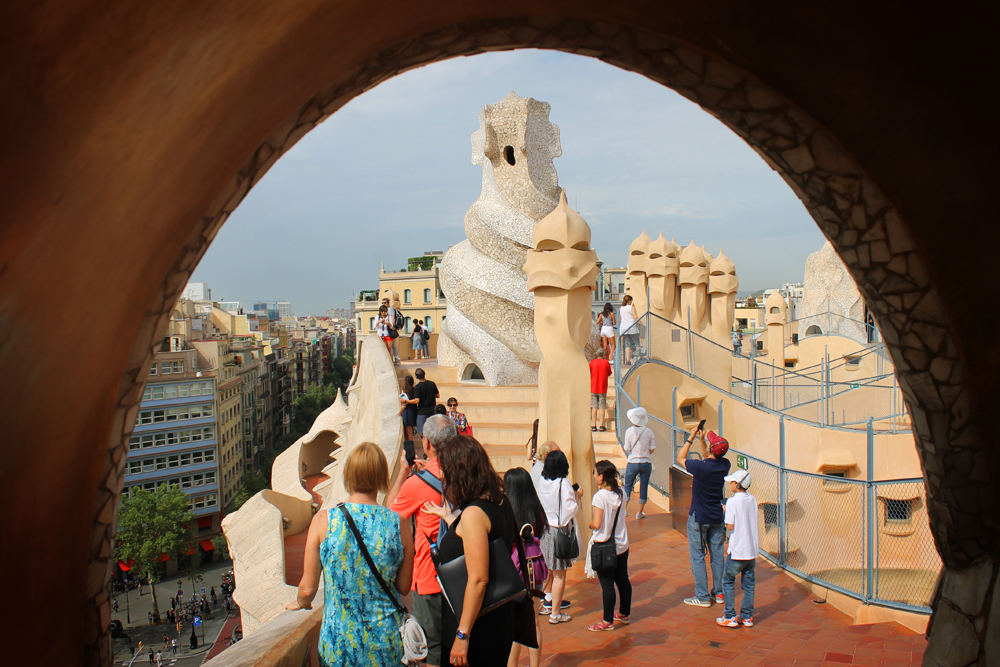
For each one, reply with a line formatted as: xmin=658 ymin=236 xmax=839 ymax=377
xmin=456 ymin=629 xmax=471 ymax=640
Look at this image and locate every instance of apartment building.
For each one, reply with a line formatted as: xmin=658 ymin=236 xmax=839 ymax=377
xmin=191 ymin=336 xmax=244 ymax=509
xmin=122 ymin=307 xmax=224 ymax=558
xmin=356 ymin=251 xmax=448 ymax=337
xmin=291 ymin=338 xmax=323 ymax=395
xmin=233 ymin=339 xmax=268 ymax=474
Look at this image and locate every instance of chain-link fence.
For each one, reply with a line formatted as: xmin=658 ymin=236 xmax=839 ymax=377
xmin=622 ymin=312 xmax=909 ymax=433
xmin=615 ymin=382 xmax=938 ymax=613
xmin=872 ymin=479 xmax=941 ymax=610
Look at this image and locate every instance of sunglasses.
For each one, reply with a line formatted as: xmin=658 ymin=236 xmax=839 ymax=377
xmin=447 ymin=403 xmax=458 ymax=407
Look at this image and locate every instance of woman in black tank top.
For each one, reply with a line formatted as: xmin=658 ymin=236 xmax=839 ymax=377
xmin=426 ymin=436 xmax=516 ymax=667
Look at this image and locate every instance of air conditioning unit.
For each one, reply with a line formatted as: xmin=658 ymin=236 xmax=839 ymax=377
xmin=791 ymin=333 xmax=799 ymax=344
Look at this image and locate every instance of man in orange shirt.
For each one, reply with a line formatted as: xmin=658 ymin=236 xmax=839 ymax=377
xmin=590 ymin=348 xmax=613 ymax=431
xmin=388 ymin=413 xmax=458 ymax=667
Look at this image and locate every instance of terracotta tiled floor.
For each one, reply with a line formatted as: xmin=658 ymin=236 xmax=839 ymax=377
xmin=283 ymin=473 xmax=328 ymax=586
xmin=525 ymin=503 xmax=926 ymax=667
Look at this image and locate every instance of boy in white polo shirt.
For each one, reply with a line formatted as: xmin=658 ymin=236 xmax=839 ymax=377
xmin=716 ymin=468 xmax=759 ymax=628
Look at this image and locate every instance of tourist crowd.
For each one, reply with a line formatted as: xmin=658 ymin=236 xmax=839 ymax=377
xmin=285 ymin=362 xmax=758 ymax=665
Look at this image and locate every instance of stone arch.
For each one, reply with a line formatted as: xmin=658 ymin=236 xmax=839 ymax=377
xmin=806 ymin=325 xmax=823 ymax=336
xmin=461 ymin=363 xmax=486 ymax=382
xmin=1 ymin=9 xmax=993 ymax=667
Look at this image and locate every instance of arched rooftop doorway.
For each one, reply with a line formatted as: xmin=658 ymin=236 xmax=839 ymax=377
xmin=0 ymin=6 xmax=994 ymax=666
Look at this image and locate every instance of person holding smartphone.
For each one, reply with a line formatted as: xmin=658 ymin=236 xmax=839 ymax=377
xmin=676 ymin=424 xmax=731 ymax=607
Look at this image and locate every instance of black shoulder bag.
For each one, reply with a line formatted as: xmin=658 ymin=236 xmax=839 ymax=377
xmin=589 ymin=496 xmax=622 ymax=571
xmin=553 ymin=479 xmax=580 ymax=560
xmin=430 ymin=500 xmax=527 ymax=620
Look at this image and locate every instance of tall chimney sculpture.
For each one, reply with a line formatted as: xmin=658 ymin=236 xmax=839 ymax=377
xmin=524 ymin=191 xmax=599 ymax=536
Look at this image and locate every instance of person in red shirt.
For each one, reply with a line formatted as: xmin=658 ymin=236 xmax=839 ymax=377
xmin=388 ymin=414 xmax=458 ymax=667
xmin=589 ymin=348 xmax=613 ymax=431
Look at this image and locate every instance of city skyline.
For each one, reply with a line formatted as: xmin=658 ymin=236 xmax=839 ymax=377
xmin=191 ymin=49 xmax=826 ymax=315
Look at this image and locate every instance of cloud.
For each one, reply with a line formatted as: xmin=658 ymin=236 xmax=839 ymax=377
xmin=192 ymin=50 xmax=825 ymax=314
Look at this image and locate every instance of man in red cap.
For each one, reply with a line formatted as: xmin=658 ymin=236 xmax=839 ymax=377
xmin=677 ymin=426 xmax=731 ymax=607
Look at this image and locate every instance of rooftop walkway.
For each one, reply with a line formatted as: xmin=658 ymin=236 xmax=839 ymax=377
xmin=283 ymin=473 xmax=327 ymax=586
xmin=532 ymin=503 xmax=927 ymax=667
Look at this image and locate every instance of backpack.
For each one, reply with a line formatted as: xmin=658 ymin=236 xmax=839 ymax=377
xmin=415 ymin=469 xmax=449 ymax=540
xmin=511 ymin=524 xmax=548 ymax=598
xmin=422 ymin=329 xmax=430 ymax=341
xmin=391 ymin=308 xmax=405 ymax=332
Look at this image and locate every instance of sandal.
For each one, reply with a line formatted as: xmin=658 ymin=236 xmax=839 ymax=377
xmin=592 ymin=427 xmax=597 ymax=432
xmin=614 ymin=611 xmax=630 ymax=624
xmin=588 ymin=620 xmax=614 ymax=632
xmin=599 ymin=427 xmax=607 ymax=431
xmin=548 ymin=612 xmax=572 ymax=624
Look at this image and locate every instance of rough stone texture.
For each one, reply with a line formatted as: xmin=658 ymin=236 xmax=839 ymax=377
xmin=438 ymin=92 xmax=561 ymax=385
xmin=320 ymin=335 xmax=404 ymax=505
xmin=54 ymin=16 xmax=990 ymax=666
xmin=799 ymin=241 xmax=867 ymax=343
xmin=223 ymin=492 xmax=302 ymax=634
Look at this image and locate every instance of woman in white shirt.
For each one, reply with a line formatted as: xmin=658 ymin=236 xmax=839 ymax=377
xmin=586 ymin=460 xmax=632 ymax=632
xmin=376 ymin=305 xmax=393 ymax=358
xmin=618 ymin=295 xmax=638 ymax=366
xmin=534 ymin=450 xmax=581 ymax=625
xmin=623 ymin=407 xmax=655 ymax=519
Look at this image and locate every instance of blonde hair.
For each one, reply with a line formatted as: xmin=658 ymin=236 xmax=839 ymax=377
xmin=536 ymin=440 xmax=558 ymax=462
xmin=343 ymin=442 xmax=390 ymax=494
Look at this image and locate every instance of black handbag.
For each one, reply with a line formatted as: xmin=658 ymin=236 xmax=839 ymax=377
xmin=431 ymin=501 xmax=527 ymax=620
xmin=590 ymin=498 xmax=622 ymax=571
xmin=553 ymin=479 xmax=580 ymax=561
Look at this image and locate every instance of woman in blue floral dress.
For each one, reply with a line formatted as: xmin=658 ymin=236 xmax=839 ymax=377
xmin=286 ymin=442 xmax=415 ymax=666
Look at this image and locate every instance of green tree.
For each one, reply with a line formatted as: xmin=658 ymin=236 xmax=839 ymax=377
xmin=323 ymin=370 xmax=341 ymax=388
xmin=226 ymin=468 xmax=271 ymax=512
xmin=332 ymin=355 xmax=353 ymax=384
xmin=116 ymin=486 xmax=194 ymax=622
xmin=212 ymin=533 xmax=231 ymax=560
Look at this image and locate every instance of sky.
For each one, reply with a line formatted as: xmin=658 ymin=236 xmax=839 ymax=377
xmin=191 ymin=50 xmax=826 ymax=316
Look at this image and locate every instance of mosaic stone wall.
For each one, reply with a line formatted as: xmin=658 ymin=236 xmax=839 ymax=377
xmin=438 ymin=92 xmax=562 ymax=385
xmin=85 ymin=19 xmax=996 ymax=666
xmin=799 ymin=241 xmax=867 ymax=343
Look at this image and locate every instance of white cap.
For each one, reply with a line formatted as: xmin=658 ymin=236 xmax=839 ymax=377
xmin=724 ymin=468 xmax=752 ymax=490
xmin=627 ymin=406 xmax=648 ymax=427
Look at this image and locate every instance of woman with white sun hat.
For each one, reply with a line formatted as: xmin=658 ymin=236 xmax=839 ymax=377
xmin=622 ymin=407 xmax=656 ymax=519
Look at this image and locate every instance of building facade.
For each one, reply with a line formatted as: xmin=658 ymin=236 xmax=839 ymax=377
xmin=356 ymin=252 xmax=448 ymax=338
xmin=122 ymin=340 xmax=223 ymax=561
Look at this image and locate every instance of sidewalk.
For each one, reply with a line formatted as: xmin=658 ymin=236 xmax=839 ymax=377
xmin=524 ymin=503 xmax=927 ymax=666
xmin=111 ymin=560 xmax=237 ymax=664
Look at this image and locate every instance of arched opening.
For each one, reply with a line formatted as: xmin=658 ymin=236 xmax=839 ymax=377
xmin=805 ymin=325 xmax=823 ymax=336
xmin=462 ymin=364 xmax=486 ymax=381
xmin=1 ymin=8 xmax=992 ymax=665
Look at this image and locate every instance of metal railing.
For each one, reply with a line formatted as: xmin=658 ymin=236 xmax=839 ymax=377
xmin=612 ymin=381 xmax=940 ymax=613
xmin=615 ymin=310 xmax=909 ymax=433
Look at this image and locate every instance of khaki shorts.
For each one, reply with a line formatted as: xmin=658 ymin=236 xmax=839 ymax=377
xmin=591 ymin=392 xmax=607 ymax=409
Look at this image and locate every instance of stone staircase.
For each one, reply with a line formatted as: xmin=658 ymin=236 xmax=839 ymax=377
xmin=395 ymin=360 xmax=624 ymax=472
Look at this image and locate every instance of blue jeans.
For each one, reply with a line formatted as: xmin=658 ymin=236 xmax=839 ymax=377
xmin=624 ymin=462 xmax=652 ymax=503
xmin=687 ymin=514 xmax=725 ymax=602
xmin=415 ymin=413 xmax=429 ymax=435
xmin=722 ymin=556 xmax=756 ymax=620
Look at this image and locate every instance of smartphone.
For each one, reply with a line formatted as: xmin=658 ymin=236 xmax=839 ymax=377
xmin=572 ymin=483 xmax=580 ymax=491
xmin=697 ymin=419 xmax=707 ymax=433
xmin=403 ymin=440 xmax=416 ymax=466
